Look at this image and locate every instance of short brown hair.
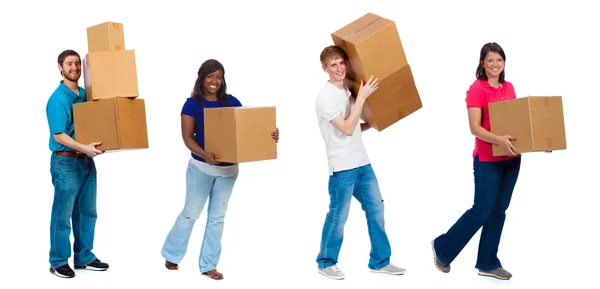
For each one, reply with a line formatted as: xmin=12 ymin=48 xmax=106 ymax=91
xmin=57 ymin=49 xmax=81 ymax=66
xmin=320 ymin=45 xmax=347 ymax=66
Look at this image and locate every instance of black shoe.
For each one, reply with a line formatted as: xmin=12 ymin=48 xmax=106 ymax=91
xmin=50 ymin=264 xmax=75 ymax=278
xmin=74 ymin=258 xmax=109 ymax=271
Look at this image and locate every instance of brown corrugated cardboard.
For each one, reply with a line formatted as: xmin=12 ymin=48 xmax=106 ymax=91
xmin=73 ymin=98 xmax=149 ymax=151
xmin=87 ymin=22 xmax=125 ymax=52
xmin=83 ymin=50 xmax=139 ymax=101
xmin=332 ymin=12 xmax=408 ymax=82
xmin=489 ymin=96 xmax=567 ymax=156
xmin=347 ymin=64 xmax=422 ymax=131
xmin=204 ymin=106 xmax=277 ymax=163
xmin=332 ymin=12 xmax=422 ymax=132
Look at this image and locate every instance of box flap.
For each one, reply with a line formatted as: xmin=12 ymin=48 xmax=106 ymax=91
xmin=489 ymin=97 xmax=533 ymax=156
xmin=332 ymin=13 xmax=390 ymax=43
xmin=528 ymin=96 xmax=567 ymax=151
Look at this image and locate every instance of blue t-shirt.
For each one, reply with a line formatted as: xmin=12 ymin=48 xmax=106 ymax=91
xmin=46 ymin=80 xmax=86 ymax=152
xmin=181 ymin=94 xmax=242 ymax=166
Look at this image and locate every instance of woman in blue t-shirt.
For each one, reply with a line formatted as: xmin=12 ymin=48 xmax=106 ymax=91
xmin=160 ymin=59 xmax=279 ymax=280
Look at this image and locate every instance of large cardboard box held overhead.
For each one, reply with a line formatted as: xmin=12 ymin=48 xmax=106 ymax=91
xmin=331 ymin=12 xmax=422 ymax=131
xmin=73 ymin=98 xmax=149 ymax=152
xmin=489 ymin=96 xmax=567 ymax=156
xmin=83 ymin=49 xmax=139 ymax=101
xmin=332 ymin=12 xmax=408 ymax=82
xmin=204 ymin=106 xmax=277 ymax=163
xmin=87 ymin=21 xmax=125 ymax=52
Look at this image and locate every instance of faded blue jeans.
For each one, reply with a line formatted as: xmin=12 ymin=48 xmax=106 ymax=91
xmin=49 ymin=153 xmax=98 ymax=269
xmin=434 ymin=155 xmax=521 ymax=271
xmin=316 ymin=164 xmax=392 ymax=270
xmin=161 ymin=160 xmax=238 ymax=272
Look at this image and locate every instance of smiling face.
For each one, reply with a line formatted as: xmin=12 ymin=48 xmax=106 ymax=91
xmin=203 ymin=69 xmax=223 ymax=97
xmin=475 ymin=42 xmax=507 ymax=83
xmin=482 ymin=51 xmax=504 ymax=79
xmin=58 ymin=55 xmax=81 ymax=82
xmin=323 ymin=57 xmax=346 ymax=83
xmin=320 ymin=46 xmax=349 ymax=86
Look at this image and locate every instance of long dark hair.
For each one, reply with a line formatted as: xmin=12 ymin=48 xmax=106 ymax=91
xmin=191 ymin=59 xmax=229 ymax=105
xmin=475 ymin=42 xmax=506 ymax=84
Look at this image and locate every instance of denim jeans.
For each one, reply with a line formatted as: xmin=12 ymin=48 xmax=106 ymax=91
xmin=434 ymin=155 xmax=521 ymax=271
xmin=316 ymin=164 xmax=391 ymax=270
xmin=49 ymin=154 xmax=98 ymax=269
xmin=161 ymin=160 xmax=238 ymax=272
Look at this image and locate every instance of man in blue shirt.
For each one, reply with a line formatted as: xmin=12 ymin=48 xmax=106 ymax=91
xmin=46 ymin=49 xmax=108 ymax=278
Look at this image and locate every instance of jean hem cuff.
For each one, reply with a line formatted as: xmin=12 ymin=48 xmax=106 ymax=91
xmin=475 ymin=265 xmax=502 ymax=271
xmin=50 ymin=261 xmax=69 ymax=269
xmin=201 ymin=267 xmax=217 ymax=273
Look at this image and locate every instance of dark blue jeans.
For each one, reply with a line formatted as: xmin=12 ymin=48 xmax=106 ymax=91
xmin=49 ymin=154 xmax=98 ymax=269
xmin=434 ymin=155 xmax=521 ymax=271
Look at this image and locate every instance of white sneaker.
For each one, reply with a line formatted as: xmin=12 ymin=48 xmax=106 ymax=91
xmin=370 ymin=263 xmax=406 ymax=275
xmin=318 ymin=265 xmax=345 ymax=280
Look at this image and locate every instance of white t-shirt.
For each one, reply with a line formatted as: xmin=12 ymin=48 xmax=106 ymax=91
xmin=190 ymin=156 xmax=239 ymax=177
xmin=315 ymin=81 xmax=370 ymax=175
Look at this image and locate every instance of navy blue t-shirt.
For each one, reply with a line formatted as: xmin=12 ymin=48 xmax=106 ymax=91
xmin=181 ymin=94 xmax=242 ymax=166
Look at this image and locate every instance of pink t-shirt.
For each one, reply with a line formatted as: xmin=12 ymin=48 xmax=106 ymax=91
xmin=465 ymin=79 xmax=520 ymax=162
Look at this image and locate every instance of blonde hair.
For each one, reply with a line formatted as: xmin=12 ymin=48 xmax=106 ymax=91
xmin=320 ymin=45 xmax=347 ymax=66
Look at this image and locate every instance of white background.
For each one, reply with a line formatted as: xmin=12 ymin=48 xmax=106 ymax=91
xmin=1 ymin=0 xmax=598 ymax=288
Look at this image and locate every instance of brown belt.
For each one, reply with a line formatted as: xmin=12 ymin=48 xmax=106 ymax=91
xmin=53 ymin=151 xmax=89 ymax=159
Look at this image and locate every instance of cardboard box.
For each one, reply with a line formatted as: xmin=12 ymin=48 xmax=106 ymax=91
xmin=73 ymin=98 xmax=149 ymax=151
xmin=332 ymin=12 xmax=407 ymax=82
xmin=83 ymin=49 xmax=139 ymax=101
xmin=87 ymin=21 xmax=125 ymax=52
xmin=347 ymin=64 xmax=422 ymax=131
xmin=204 ymin=106 xmax=277 ymax=163
xmin=332 ymin=12 xmax=422 ymax=131
xmin=489 ymin=96 xmax=566 ymax=156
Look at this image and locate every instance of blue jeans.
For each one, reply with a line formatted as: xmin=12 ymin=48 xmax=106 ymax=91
xmin=49 ymin=154 xmax=98 ymax=269
xmin=316 ymin=164 xmax=391 ymax=270
xmin=434 ymin=155 xmax=521 ymax=271
xmin=161 ymin=161 xmax=238 ymax=272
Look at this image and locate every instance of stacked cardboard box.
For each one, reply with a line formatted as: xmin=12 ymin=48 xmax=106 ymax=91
xmin=204 ymin=106 xmax=278 ymax=163
xmin=489 ymin=96 xmax=567 ymax=156
xmin=73 ymin=21 xmax=149 ymax=152
xmin=331 ymin=13 xmax=422 ymax=131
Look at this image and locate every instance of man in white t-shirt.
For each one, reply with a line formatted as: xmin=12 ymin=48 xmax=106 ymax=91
xmin=314 ymin=45 xmax=406 ymax=280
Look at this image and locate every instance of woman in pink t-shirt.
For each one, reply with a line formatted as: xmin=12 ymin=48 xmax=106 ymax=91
xmin=431 ymin=42 xmax=523 ymax=280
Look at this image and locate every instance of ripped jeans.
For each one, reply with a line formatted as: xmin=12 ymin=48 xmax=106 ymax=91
xmin=161 ymin=160 xmax=238 ymax=272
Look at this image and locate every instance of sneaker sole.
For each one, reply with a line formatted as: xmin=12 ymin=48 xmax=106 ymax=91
xmin=50 ymin=268 xmax=74 ymax=278
xmin=318 ymin=270 xmax=345 ymax=280
xmin=478 ymin=271 xmax=512 ymax=280
xmin=431 ymin=240 xmax=450 ymax=273
xmin=369 ymin=269 xmax=406 ymax=275
xmin=74 ymin=266 xmax=108 ymax=271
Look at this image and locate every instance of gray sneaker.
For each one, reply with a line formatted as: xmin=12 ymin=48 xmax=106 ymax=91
xmin=370 ymin=263 xmax=406 ymax=275
xmin=431 ymin=239 xmax=450 ymax=273
xmin=318 ymin=265 xmax=345 ymax=280
xmin=478 ymin=267 xmax=512 ymax=280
